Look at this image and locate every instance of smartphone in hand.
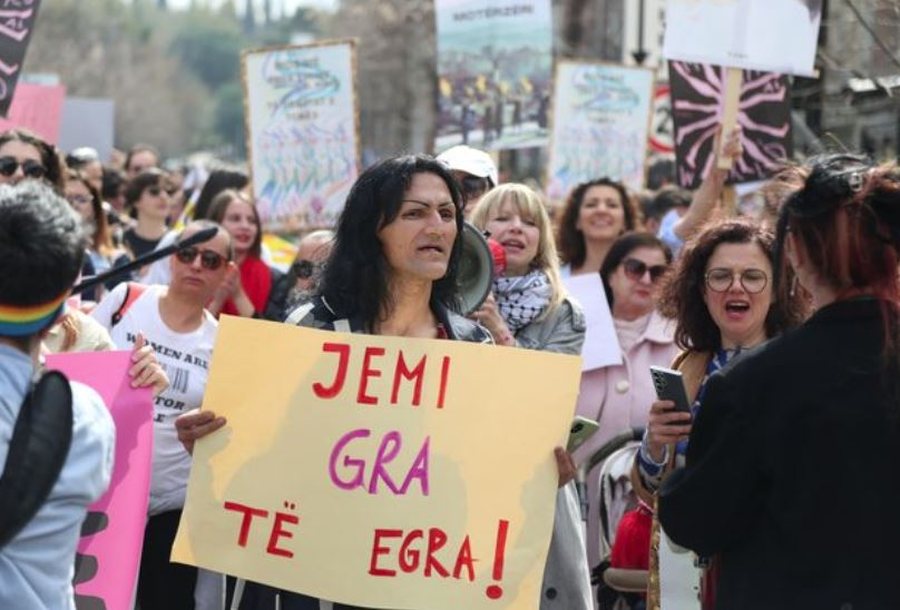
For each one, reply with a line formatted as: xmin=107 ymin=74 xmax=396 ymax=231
xmin=650 ymin=366 xmax=692 ymax=414
xmin=567 ymin=416 xmax=600 ymax=453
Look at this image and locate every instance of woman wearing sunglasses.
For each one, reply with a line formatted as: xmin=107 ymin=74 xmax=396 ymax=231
xmin=263 ymin=229 xmax=334 ymax=322
xmin=629 ymin=218 xmax=803 ymax=610
xmin=0 ymin=128 xmax=65 ymax=192
xmin=91 ymin=220 xmax=234 ymax=610
xmin=568 ymin=232 xmax=677 ymax=570
xmin=122 ymin=169 xmax=173 ymax=262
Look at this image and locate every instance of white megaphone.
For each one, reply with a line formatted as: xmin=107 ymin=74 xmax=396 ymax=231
xmin=458 ymin=222 xmax=503 ymax=314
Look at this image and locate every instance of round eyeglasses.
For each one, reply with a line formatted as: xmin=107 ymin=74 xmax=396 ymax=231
xmin=705 ymin=268 xmax=769 ymax=294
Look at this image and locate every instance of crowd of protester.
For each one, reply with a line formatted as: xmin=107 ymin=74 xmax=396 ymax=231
xmin=1 ymin=127 xmax=899 ymax=610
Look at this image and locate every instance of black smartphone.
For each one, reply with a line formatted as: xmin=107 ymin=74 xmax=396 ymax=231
xmin=649 ymin=366 xmax=692 ymax=413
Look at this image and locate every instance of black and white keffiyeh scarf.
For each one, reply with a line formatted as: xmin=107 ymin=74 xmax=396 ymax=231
xmin=493 ymin=269 xmax=552 ymax=331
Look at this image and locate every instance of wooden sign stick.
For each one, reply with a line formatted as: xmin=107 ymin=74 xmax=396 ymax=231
xmin=717 ymin=67 xmax=743 ymax=170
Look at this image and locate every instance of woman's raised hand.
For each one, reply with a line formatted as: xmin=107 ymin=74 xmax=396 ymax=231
xmin=646 ymin=400 xmax=692 ymax=463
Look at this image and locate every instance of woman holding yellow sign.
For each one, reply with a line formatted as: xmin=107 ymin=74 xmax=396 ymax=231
xmin=176 ymin=155 xmax=578 ymax=609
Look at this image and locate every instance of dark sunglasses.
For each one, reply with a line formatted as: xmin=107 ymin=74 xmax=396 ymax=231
xmin=291 ymin=259 xmax=320 ymax=279
xmin=0 ymin=156 xmax=46 ymax=179
xmin=622 ymin=258 xmax=668 ymax=283
xmin=175 ymin=246 xmax=226 ymax=271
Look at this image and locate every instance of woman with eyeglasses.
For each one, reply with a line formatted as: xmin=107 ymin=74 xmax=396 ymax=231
xmin=566 ymin=232 xmax=677 ymax=571
xmin=658 ymin=156 xmax=900 ymax=608
xmin=206 ymin=189 xmax=276 ymax=318
xmin=628 ymin=218 xmax=803 ymax=610
xmin=556 ymin=178 xmax=642 ymax=277
xmin=91 ymin=220 xmax=234 ymax=610
xmin=0 ymin=128 xmax=65 ymax=192
xmin=64 ymin=169 xmax=129 ymax=291
xmin=122 ymin=169 xmax=174 ymax=262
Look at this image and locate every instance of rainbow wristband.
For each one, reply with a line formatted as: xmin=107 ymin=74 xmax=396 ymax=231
xmin=0 ymin=291 xmax=69 ymax=337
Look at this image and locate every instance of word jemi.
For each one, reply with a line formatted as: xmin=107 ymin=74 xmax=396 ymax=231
xmin=223 ymin=499 xmax=512 ymax=601
xmin=312 ymin=342 xmax=451 ymax=408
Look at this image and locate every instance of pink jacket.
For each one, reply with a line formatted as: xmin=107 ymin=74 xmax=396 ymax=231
xmin=573 ymin=311 xmax=679 ymax=461
xmin=572 ymin=311 xmax=679 ymax=569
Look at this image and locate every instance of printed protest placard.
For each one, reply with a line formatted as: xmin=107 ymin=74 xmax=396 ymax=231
xmin=547 ymin=61 xmax=654 ymax=198
xmin=243 ymin=40 xmax=359 ymax=229
xmin=46 ymin=351 xmax=154 ymax=610
xmin=0 ymin=1 xmax=43 ymax=117
xmin=663 ymin=0 xmax=822 ymax=77
xmin=435 ymin=0 xmax=553 ymax=152
xmin=669 ymin=61 xmax=792 ymax=190
xmin=0 ymin=82 xmax=66 ymax=143
xmin=173 ymin=316 xmax=581 ymax=609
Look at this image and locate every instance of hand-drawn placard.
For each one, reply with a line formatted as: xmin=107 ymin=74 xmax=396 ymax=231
xmin=669 ymin=61 xmax=792 ymax=190
xmin=435 ymin=0 xmax=553 ymax=152
xmin=173 ymin=317 xmax=581 ymax=610
xmin=0 ymin=1 xmax=42 ymax=117
xmin=663 ymin=0 xmax=822 ymax=77
xmin=243 ymin=41 xmax=360 ymax=230
xmin=547 ymin=61 xmax=654 ymax=197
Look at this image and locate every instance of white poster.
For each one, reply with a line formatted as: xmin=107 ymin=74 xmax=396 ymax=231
xmin=547 ymin=61 xmax=654 ymax=199
xmin=562 ymin=273 xmax=622 ymax=371
xmin=663 ymin=0 xmax=822 ymax=77
xmin=243 ymin=41 xmax=359 ymax=229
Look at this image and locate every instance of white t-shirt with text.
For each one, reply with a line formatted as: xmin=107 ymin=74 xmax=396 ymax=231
xmin=92 ymin=283 xmax=217 ymax=515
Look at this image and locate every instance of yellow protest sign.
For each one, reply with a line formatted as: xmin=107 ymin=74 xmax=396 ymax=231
xmin=173 ymin=316 xmax=581 ymax=609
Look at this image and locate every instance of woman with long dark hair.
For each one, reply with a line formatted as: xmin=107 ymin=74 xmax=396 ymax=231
xmin=658 ymin=154 xmax=900 ymax=609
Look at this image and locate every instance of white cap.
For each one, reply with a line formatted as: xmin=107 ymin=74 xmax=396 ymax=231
xmin=436 ymin=145 xmax=498 ymax=187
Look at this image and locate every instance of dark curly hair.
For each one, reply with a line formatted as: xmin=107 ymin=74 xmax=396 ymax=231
xmin=556 ymin=178 xmax=640 ymax=268
xmin=659 ymin=218 xmax=804 ymax=352
xmin=318 ymin=154 xmax=465 ymax=328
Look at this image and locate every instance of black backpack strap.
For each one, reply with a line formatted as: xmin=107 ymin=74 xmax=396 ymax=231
xmin=0 ymin=370 xmax=74 ymax=548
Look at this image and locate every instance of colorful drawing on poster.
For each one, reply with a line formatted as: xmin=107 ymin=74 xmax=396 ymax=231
xmin=0 ymin=1 xmax=43 ymax=117
xmin=434 ymin=0 xmax=553 ymax=152
xmin=669 ymin=61 xmax=792 ymax=190
xmin=173 ymin=317 xmax=581 ymax=610
xmin=663 ymin=0 xmax=822 ymax=77
xmin=547 ymin=61 xmax=654 ymax=199
xmin=243 ymin=41 xmax=359 ymax=229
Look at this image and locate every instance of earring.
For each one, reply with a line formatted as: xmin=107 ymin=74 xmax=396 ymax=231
xmin=789 ymin=276 xmax=798 ymax=298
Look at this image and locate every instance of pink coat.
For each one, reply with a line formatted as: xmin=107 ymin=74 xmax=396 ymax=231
xmin=573 ymin=311 xmax=679 ymax=461
xmin=571 ymin=311 xmax=679 ymax=569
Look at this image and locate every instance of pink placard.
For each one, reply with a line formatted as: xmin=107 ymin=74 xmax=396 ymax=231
xmin=46 ymin=350 xmax=154 ymax=610
xmin=0 ymin=82 xmax=66 ymax=144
